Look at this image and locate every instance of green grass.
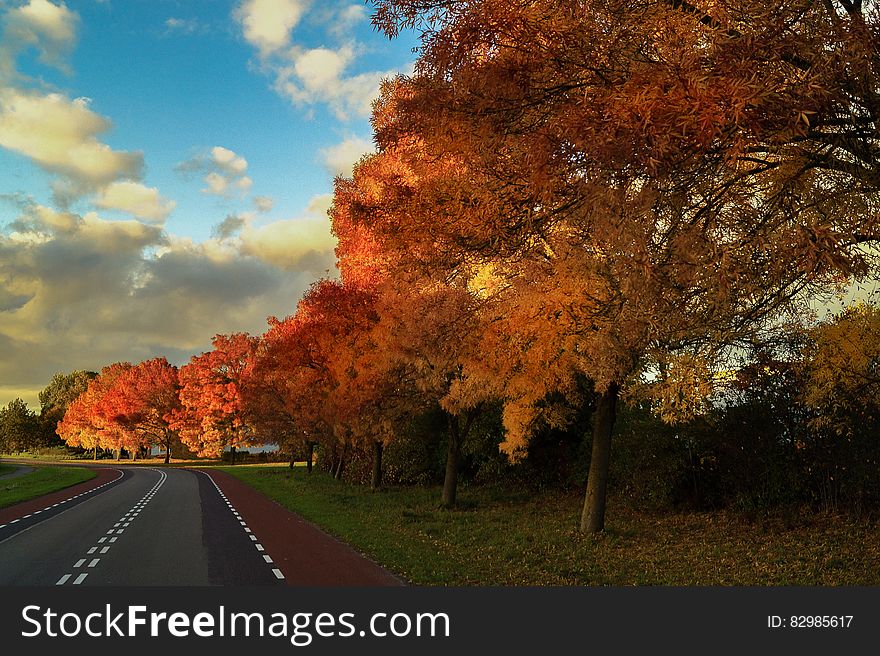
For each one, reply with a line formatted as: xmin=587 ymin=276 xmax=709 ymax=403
xmin=0 ymin=466 xmax=96 ymax=509
xmin=216 ymin=465 xmax=880 ymax=586
xmin=0 ymin=464 xmax=16 ymax=477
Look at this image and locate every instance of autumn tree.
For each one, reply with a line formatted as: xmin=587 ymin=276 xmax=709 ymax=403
xmin=249 ymin=277 xmax=406 ymax=486
xmin=104 ymin=358 xmax=181 ymax=463
xmin=172 ymin=333 xmax=262 ymax=462
xmin=802 ymin=302 xmax=880 ymax=429
xmin=332 ymin=143 xmax=505 ymax=505
xmin=57 ymin=363 xmax=135 ymax=459
xmin=366 ymin=0 xmax=880 ymax=530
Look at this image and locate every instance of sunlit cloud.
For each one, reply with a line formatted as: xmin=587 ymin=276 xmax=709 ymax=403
xmin=235 ymin=0 xmax=308 ymax=57
xmin=178 ymin=145 xmax=253 ymax=198
xmin=236 ymin=0 xmax=407 ymax=121
xmin=93 ymin=181 xmax=176 ymax=223
xmin=0 ymin=88 xmax=143 ymax=195
xmin=240 ymin=194 xmax=336 ymax=271
xmin=0 ymin=0 xmax=79 ymax=78
xmin=0 ymin=204 xmax=329 ymax=407
xmin=320 ymin=134 xmax=373 ymax=177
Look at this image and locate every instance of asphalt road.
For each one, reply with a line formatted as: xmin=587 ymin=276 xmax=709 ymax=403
xmin=0 ymin=467 xmax=283 ymax=586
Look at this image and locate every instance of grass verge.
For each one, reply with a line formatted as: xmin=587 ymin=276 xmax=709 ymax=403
xmin=0 ymin=466 xmax=96 ymax=509
xmin=217 ymin=465 xmax=880 ymax=586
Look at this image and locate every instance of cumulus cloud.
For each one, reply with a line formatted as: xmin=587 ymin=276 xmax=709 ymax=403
xmin=0 ymin=0 xmax=79 ymax=78
xmin=211 ymin=145 xmax=248 ymax=176
xmin=320 ymin=135 xmax=374 ymax=177
xmin=0 ymin=88 xmax=143 ymax=194
xmin=178 ymin=146 xmax=253 ymax=198
xmin=239 ymin=194 xmax=336 ymax=271
xmin=93 ymin=181 xmax=176 ymax=223
xmin=235 ymin=0 xmax=308 ymax=57
xmin=7 ymin=201 xmax=79 ymax=233
xmin=0 ymin=204 xmax=329 ymax=406
xmin=0 ymin=3 xmax=171 ymax=215
xmin=236 ymin=0 xmax=407 ymax=121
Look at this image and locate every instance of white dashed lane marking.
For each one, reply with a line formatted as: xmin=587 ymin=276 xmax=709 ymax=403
xmin=56 ymin=469 xmax=166 ymax=585
xmin=199 ymin=470 xmax=285 ymax=582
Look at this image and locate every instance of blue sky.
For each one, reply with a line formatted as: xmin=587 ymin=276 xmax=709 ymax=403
xmin=0 ymin=0 xmax=418 ymax=406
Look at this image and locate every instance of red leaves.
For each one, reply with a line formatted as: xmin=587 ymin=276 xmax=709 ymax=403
xmin=172 ymin=333 xmax=259 ymax=458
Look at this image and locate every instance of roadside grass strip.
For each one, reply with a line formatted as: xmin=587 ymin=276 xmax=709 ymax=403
xmin=56 ymin=469 xmax=167 ymax=586
xmin=0 ymin=470 xmax=123 ymax=532
xmin=0 ymin=467 xmax=99 ymax=510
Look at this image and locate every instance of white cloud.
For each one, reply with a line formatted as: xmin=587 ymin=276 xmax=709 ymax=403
xmin=211 ymin=145 xmax=248 ymax=175
xmin=1 ymin=0 xmax=79 ymax=77
xmin=320 ymin=135 xmax=373 ymax=177
xmin=203 ymin=171 xmax=229 ymax=195
xmin=0 ymin=88 xmax=143 ymax=192
xmin=179 ymin=146 xmax=253 ymax=198
xmin=236 ymin=0 xmax=408 ymax=121
xmin=240 ymin=194 xmax=336 ymax=271
xmin=94 ymin=181 xmax=176 ymax=223
xmin=236 ymin=0 xmax=309 ymax=57
xmin=327 ymin=4 xmax=367 ymax=39
xmin=234 ymin=175 xmax=253 ymax=192
xmin=9 ymin=202 xmax=80 ymax=233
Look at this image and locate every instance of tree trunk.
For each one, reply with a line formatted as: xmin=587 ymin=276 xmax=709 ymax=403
xmin=580 ymin=382 xmax=620 ymax=533
xmin=230 ymin=445 xmax=237 ymax=465
xmin=114 ymin=448 xmax=120 ymax=461
xmin=306 ymin=442 xmax=314 ymax=474
xmin=371 ymin=440 xmax=384 ymax=490
xmin=289 ymin=454 xmax=295 ymax=469
xmin=442 ymin=415 xmax=461 ymax=508
xmin=164 ymin=434 xmax=171 ymax=464
xmin=333 ymin=445 xmax=347 ymax=480
xmin=93 ymin=445 xmax=97 ymax=461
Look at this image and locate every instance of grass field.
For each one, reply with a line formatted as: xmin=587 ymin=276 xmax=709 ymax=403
xmin=0 ymin=463 xmax=16 ymax=477
xmin=0 ymin=466 xmax=96 ymax=509
xmin=217 ymin=465 xmax=880 ymax=586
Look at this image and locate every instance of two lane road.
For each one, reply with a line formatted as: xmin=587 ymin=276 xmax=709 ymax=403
xmin=0 ymin=467 xmax=283 ymax=586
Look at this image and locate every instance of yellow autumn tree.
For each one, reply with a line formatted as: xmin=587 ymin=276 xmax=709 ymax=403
xmin=802 ymin=302 xmax=880 ymax=433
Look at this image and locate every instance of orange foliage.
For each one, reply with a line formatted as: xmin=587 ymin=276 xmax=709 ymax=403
xmin=171 ymin=333 xmax=261 ymax=458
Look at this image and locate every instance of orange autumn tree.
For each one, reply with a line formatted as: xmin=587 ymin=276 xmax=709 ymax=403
xmin=241 ymin=323 xmax=307 ymax=469
xmin=249 ymin=277 xmax=406 ymax=486
xmin=366 ymin=1 xmax=880 ymax=531
xmin=247 ymin=288 xmax=353 ymax=476
xmin=57 ymin=362 xmax=135 ymax=459
xmin=103 ymin=357 xmax=182 ymax=463
xmin=172 ymin=333 xmax=263 ymax=461
xmin=332 ymin=138 xmax=505 ymax=506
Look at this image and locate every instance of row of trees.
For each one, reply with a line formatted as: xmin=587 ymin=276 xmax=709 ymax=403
xmin=0 ymin=371 xmax=96 ymax=455
xmin=31 ymin=1 xmax=880 ymax=532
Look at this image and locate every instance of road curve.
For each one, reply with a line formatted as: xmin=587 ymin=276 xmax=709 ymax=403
xmin=0 ymin=467 xmax=281 ymax=586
